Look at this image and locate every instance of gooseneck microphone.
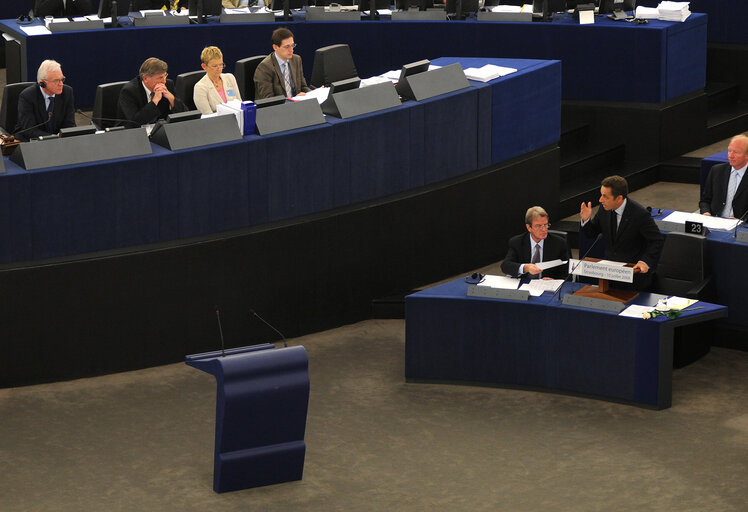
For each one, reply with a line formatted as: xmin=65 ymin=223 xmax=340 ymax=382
xmin=550 ymin=233 xmax=604 ymax=303
xmin=10 ymin=118 xmax=56 ymax=140
xmin=76 ymin=109 xmax=141 ymax=129
xmin=249 ymin=309 xmax=288 ymax=347
xmin=215 ymin=305 xmax=226 ymax=357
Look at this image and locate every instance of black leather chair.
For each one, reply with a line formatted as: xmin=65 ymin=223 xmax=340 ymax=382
xmin=175 ymin=70 xmax=205 ymax=111
xmin=0 ymin=82 xmax=35 ymax=135
xmin=234 ymin=55 xmax=265 ymax=102
xmin=310 ymin=44 xmax=358 ymax=88
xmin=655 ymin=232 xmax=714 ymax=368
xmin=92 ymin=81 xmax=127 ymax=130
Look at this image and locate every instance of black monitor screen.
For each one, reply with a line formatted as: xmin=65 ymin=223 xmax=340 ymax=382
xmin=358 ymin=0 xmax=392 ymax=10
xmin=600 ymin=0 xmax=635 ymax=13
xmin=60 ymin=125 xmax=97 ymax=138
xmin=270 ymin=0 xmax=309 ymax=9
xmin=532 ymin=0 xmax=565 ymax=13
xmin=188 ymin=0 xmax=223 ymax=15
xmin=98 ymin=0 xmax=131 ymax=17
xmin=167 ymin=110 xmax=203 ymax=123
xmin=397 ymin=59 xmax=430 ymax=84
xmin=329 ymin=77 xmax=361 ymax=94
xmin=445 ymin=0 xmax=480 ymax=15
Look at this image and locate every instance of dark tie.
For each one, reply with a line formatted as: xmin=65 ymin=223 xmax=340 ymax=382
xmin=531 ymin=243 xmax=540 ymax=279
xmin=609 ymin=211 xmax=617 ymax=242
xmin=46 ymin=96 xmax=55 ymax=134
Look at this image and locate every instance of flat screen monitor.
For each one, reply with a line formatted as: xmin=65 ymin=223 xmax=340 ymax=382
xmin=97 ymin=0 xmax=130 ymax=18
xmin=270 ymin=0 xmax=309 ymax=9
xmin=188 ymin=0 xmax=223 ymax=15
xmin=60 ymin=125 xmax=97 ymax=138
xmin=396 ymin=0 xmax=435 ymax=9
xmin=358 ymin=0 xmax=392 ymax=10
xmin=531 ymin=0 xmax=565 ymax=14
xmin=255 ymin=96 xmax=287 ymax=108
xmin=599 ymin=0 xmax=635 ymax=13
xmin=445 ymin=0 xmax=481 ymax=16
xmin=166 ymin=110 xmax=202 ymax=123
xmin=329 ymin=77 xmax=361 ymax=94
xmin=397 ymin=59 xmax=430 ymax=84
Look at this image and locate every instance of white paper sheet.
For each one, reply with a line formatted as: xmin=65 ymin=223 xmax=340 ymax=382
xmin=477 ymin=275 xmax=521 ymax=290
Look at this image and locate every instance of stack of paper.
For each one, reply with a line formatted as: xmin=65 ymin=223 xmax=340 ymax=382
xmin=634 ymin=6 xmax=659 ymax=19
xmin=463 ymin=64 xmax=517 ymax=82
xmin=657 ymin=1 xmax=690 ymax=21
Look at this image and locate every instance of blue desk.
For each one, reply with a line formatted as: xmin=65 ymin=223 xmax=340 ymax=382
xmin=0 ymin=13 xmax=706 ymax=106
xmin=405 ymin=278 xmax=727 ymax=409
xmin=0 ymin=57 xmax=560 ymax=264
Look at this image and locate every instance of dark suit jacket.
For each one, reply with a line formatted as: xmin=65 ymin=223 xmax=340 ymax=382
xmin=116 ymin=76 xmax=186 ymax=127
xmin=581 ymin=198 xmax=664 ymax=290
xmin=15 ymin=83 xmax=76 ymax=141
xmin=34 ymin=0 xmax=93 ymax=16
xmin=253 ymin=53 xmax=311 ymax=100
xmin=699 ymin=162 xmax=748 ymax=219
xmin=501 ymin=232 xmax=570 ymax=279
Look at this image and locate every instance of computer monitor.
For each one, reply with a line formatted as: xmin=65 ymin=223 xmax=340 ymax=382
xmin=270 ymin=0 xmax=309 ymax=9
xmin=97 ymin=0 xmax=130 ymax=19
xmin=149 ymin=110 xmax=202 ymax=139
xmin=445 ymin=0 xmax=481 ymax=18
xmin=60 ymin=125 xmax=97 ymax=138
xmin=599 ymin=0 xmax=635 ymax=14
xmin=188 ymin=0 xmax=223 ymax=16
xmin=358 ymin=0 xmax=392 ymax=11
xmin=328 ymin=77 xmax=361 ymax=94
xmin=310 ymin=44 xmax=358 ymax=88
xmin=255 ymin=96 xmax=287 ymax=108
xmin=395 ymin=0 xmax=435 ymax=10
xmin=311 ymin=0 xmax=357 ymax=5
xmin=531 ymin=0 xmax=564 ymax=20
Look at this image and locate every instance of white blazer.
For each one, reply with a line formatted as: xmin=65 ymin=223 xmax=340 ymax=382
xmin=193 ymin=73 xmax=242 ymax=114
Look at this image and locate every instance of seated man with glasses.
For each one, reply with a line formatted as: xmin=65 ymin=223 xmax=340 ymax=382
xmin=254 ymin=27 xmax=311 ymax=100
xmin=193 ymin=46 xmax=242 ymax=115
xmin=117 ymin=57 xmax=186 ymax=127
xmin=15 ymin=59 xmax=76 ymax=141
xmin=501 ymin=206 xmax=571 ymax=280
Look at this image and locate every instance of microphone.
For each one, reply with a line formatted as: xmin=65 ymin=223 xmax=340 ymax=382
xmin=215 ymin=305 xmax=226 ymax=357
xmin=9 ymin=118 xmax=56 ymax=140
xmin=646 ymin=206 xmax=662 ymax=216
xmin=76 ymin=109 xmax=141 ymax=129
xmin=249 ymin=309 xmax=288 ymax=347
xmin=733 ymin=208 xmax=748 ymax=239
xmin=549 ymin=233 xmax=603 ymax=303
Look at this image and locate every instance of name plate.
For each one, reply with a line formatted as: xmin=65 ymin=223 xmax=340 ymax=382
xmin=737 ymin=230 xmax=748 ymax=243
xmin=467 ymin=284 xmax=530 ymax=301
xmin=570 ymin=259 xmax=634 ymax=283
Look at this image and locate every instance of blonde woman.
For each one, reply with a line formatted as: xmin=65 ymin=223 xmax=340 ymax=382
xmin=193 ymin=46 xmax=242 ymax=114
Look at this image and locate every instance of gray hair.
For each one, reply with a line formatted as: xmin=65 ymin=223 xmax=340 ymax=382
xmin=525 ymin=206 xmax=548 ymax=225
xmin=37 ymin=59 xmax=61 ymax=82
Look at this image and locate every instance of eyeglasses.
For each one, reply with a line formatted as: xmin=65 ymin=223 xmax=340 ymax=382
xmin=47 ymin=77 xmax=65 ymax=84
xmin=531 ymin=223 xmax=550 ymax=229
xmin=280 ymin=43 xmax=297 ymax=50
xmin=208 ymin=63 xmax=226 ymax=70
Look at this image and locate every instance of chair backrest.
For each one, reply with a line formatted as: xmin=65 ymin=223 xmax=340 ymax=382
xmin=656 ymin=232 xmax=708 ymax=296
xmin=0 ymin=82 xmax=35 ymax=134
xmin=92 ymin=81 xmax=127 ymax=130
xmin=310 ymin=44 xmax=358 ymax=88
xmin=234 ymin=55 xmax=266 ymax=102
xmin=175 ymin=70 xmax=205 ymax=111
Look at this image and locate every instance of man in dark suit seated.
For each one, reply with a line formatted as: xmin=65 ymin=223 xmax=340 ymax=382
xmin=699 ymin=134 xmax=748 ymax=219
xmin=117 ymin=57 xmax=186 ymax=127
xmin=580 ymin=175 xmax=664 ymax=291
xmin=501 ymin=206 xmax=570 ymax=280
xmin=15 ymin=59 xmax=76 ymax=142
xmin=33 ymin=0 xmax=93 ymax=16
xmin=254 ymin=27 xmax=311 ymax=100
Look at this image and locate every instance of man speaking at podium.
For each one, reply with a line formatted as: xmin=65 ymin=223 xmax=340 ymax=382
xmin=15 ymin=60 xmax=76 ymax=142
xmin=117 ymin=57 xmax=186 ymax=127
xmin=501 ymin=206 xmax=570 ymax=279
xmin=580 ymin=175 xmax=663 ymax=291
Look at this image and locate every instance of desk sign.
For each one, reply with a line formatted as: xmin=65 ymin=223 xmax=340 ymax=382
xmin=579 ymin=10 xmax=595 ymax=24
xmin=569 ymin=259 xmax=634 ymax=283
xmin=685 ymin=220 xmax=705 ymax=235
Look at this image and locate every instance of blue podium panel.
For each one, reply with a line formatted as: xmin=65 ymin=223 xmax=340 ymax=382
xmin=0 ymin=58 xmax=560 ymax=265
xmin=0 ymin=14 xmax=705 ymax=106
xmin=186 ymin=344 xmax=310 ymax=493
xmin=406 ymin=279 xmax=727 ymax=409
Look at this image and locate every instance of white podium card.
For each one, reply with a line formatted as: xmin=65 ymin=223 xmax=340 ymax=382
xmin=569 ymin=259 xmax=634 ymax=283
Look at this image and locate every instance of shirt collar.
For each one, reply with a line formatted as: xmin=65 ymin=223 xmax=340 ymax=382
xmin=40 ymin=85 xmax=54 ymax=101
xmin=142 ymin=79 xmax=153 ymax=100
xmin=614 ymin=198 xmax=627 ymax=218
xmin=732 ymin=163 xmax=748 ymax=175
xmin=274 ymin=52 xmax=289 ymax=67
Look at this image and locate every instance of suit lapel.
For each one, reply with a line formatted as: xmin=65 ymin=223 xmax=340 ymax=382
xmin=522 ymin=233 xmax=532 ymax=263
xmin=615 ymin=202 xmax=632 ymax=243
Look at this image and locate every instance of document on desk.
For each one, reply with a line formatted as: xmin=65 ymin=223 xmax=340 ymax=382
xmin=477 ymin=275 xmax=521 ymax=289
xmin=536 ymin=259 xmax=566 ymax=271
xmin=519 ymin=279 xmax=564 ymax=296
xmin=20 ymin=25 xmax=52 ymax=36
xmin=292 ymin=87 xmax=329 ymax=104
xmin=662 ymin=211 xmax=740 ymax=231
xmin=619 ymin=304 xmax=654 ymax=318
xmin=463 ymin=64 xmax=518 ymax=83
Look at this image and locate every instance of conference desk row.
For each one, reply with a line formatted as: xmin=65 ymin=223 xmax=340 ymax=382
xmin=0 ymin=57 xmax=560 ymax=265
xmin=0 ymin=13 xmax=706 ymax=106
xmin=406 ymin=278 xmax=727 ymax=409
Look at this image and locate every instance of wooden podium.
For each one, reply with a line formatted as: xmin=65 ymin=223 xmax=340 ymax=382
xmin=186 ymin=344 xmax=310 ymax=493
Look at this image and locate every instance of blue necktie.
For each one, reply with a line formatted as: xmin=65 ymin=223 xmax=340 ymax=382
xmin=723 ymin=169 xmax=740 ymax=218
